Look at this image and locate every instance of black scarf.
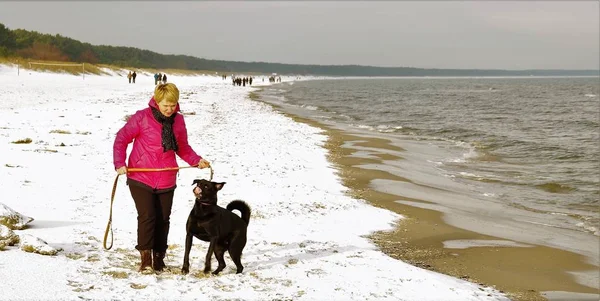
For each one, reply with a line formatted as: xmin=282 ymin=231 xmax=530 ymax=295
xmin=151 ymin=107 xmax=179 ymax=152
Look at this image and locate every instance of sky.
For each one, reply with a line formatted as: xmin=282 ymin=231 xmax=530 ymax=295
xmin=0 ymin=65 xmax=511 ymax=300
xmin=0 ymin=1 xmax=598 ymax=70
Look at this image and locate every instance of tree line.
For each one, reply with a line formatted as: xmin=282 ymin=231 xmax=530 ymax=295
xmin=0 ymin=23 xmax=598 ymax=77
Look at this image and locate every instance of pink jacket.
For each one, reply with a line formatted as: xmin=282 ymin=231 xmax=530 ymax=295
xmin=113 ymin=98 xmax=202 ymax=189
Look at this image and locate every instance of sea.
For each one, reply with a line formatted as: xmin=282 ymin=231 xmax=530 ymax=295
xmin=257 ymin=77 xmax=600 ymax=241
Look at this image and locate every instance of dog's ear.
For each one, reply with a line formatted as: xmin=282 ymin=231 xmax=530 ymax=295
xmin=215 ymin=182 xmax=226 ymax=191
xmin=192 ymin=179 xmax=201 ymax=186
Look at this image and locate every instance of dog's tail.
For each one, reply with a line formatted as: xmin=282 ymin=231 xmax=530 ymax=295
xmin=226 ymin=200 xmax=251 ymax=225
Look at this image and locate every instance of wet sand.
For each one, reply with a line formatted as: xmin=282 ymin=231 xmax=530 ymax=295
xmin=257 ymin=96 xmax=599 ymax=301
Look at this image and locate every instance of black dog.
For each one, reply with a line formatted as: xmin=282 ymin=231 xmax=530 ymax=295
xmin=181 ymin=179 xmax=251 ymax=275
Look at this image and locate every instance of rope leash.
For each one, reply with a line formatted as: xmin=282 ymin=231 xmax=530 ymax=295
xmin=103 ymin=165 xmax=213 ymax=250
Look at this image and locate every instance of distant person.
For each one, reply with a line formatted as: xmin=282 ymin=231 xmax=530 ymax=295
xmin=154 ymin=73 xmax=159 ymax=85
xmin=128 ymin=71 xmax=132 ymax=84
xmin=113 ymin=83 xmax=211 ymax=273
xmin=132 ymin=71 xmax=137 ymax=84
xmin=162 ymin=74 xmax=167 ymax=83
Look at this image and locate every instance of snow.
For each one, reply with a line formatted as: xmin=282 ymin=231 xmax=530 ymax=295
xmin=0 ymin=64 xmax=507 ymax=301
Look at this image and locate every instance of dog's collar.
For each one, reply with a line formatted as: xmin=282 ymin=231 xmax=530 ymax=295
xmin=197 ymin=200 xmax=215 ymax=206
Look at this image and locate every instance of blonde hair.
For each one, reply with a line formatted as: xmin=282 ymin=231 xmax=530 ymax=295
xmin=154 ymin=83 xmax=180 ymax=104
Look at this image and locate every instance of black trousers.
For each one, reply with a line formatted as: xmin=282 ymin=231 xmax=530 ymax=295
xmin=128 ymin=185 xmax=174 ymax=251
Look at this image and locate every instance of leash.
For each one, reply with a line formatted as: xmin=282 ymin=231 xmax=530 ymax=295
xmin=103 ymin=165 xmax=213 ymax=250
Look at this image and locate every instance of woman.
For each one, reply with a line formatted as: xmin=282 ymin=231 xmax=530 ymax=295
xmin=113 ymin=83 xmax=210 ymax=273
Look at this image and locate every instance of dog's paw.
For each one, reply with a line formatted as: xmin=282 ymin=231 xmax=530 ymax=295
xmin=203 ymin=267 xmax=211 ymax=274
xmin=181 ymin=267 xmax=189 ymax=275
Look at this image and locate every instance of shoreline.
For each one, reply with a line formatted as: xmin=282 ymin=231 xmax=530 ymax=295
xmin=251 ymin=89 xmax=600 ymax=301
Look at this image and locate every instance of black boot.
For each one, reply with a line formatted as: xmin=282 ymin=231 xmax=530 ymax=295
xmin=153 ymin=250 xmax=166 ymax=272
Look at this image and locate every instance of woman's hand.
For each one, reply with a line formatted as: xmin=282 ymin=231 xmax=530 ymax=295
xmin=116 ymin=166 xmax=127 ymax=175
xmin=197 ymin=159 xmax=211 ymax=169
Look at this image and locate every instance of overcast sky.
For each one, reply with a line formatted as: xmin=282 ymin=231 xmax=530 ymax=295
xmin=0 ymin=1 xmax=598 ymax=70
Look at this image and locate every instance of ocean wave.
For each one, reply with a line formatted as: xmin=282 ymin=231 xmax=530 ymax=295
xmin=446 ymin=158 xmax=466 ymax=163
xmin=549 ymin=212 xmax=569 ymax=216
xmin=348 ymin=123 xmax=407 ymax=134
xmin=375 ymin=124 xmax=404 ymax=133
xmin=555 ymin=153 xmax=585 ymax=160
xmin=458 ymin=144 xmax=479 ymax=161
xmin=301 ymin=105 xmax=319 ymax=111
xmin=560 ymin=212 xmax=599 ymax=236
xmin=456 ymin=172 xmax=503 ymax=184
xmin=534 ymin=182 xmax=576 ymax=193
xmin=511 ymin=203 xmax=599 ymax=236
xmin=473 ymin=139 xmax=529 ymax=151
xmin=572 ymin=119 xmax=600 ymax=128
xmin=576 ymin=222 xmax=599 ymax=236
xmin=459 ymin=172 xmax=478 ymax=177
xmin=354 ymin=124 xmax=375 ymax=131
xmin=584 ymin=94 xmax=597 ymax=97
xmin=271 ymin=89 xmax=287 ymax=93
xmin=473 ymin=152 xmax=502 ymax=162
xmin=426 ymin=160 xmax=444 ymax=166
xmin=434 ymin=138 xmax=503 ymax=164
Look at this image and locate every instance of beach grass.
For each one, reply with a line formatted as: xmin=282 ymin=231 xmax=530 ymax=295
xmin=0 ymin=57 xmax=106 ymax=75
xmin=65 ymin=253 xmax=85 ymax=260
xmin=50 ymin=129 xmax=71 ymax=134
xmin=11 ymin=138 xmax=32 ymax=144
xmin=102 ymin=270 xmax=129 ymax=279
xmin=1 ymin=56 xmax=274 ymax=78
xmin=0 ymin=57 xmax=253 ymax=78
xmin=130 ymin=283 xmax=147 ymax=289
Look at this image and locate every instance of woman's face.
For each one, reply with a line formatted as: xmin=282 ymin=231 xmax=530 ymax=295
xmin=157 ymin=100 xmax=177 ymax=117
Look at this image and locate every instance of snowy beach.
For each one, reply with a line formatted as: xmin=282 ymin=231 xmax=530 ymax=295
xmin=0 ymin=65 xmax=509 ymax=300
